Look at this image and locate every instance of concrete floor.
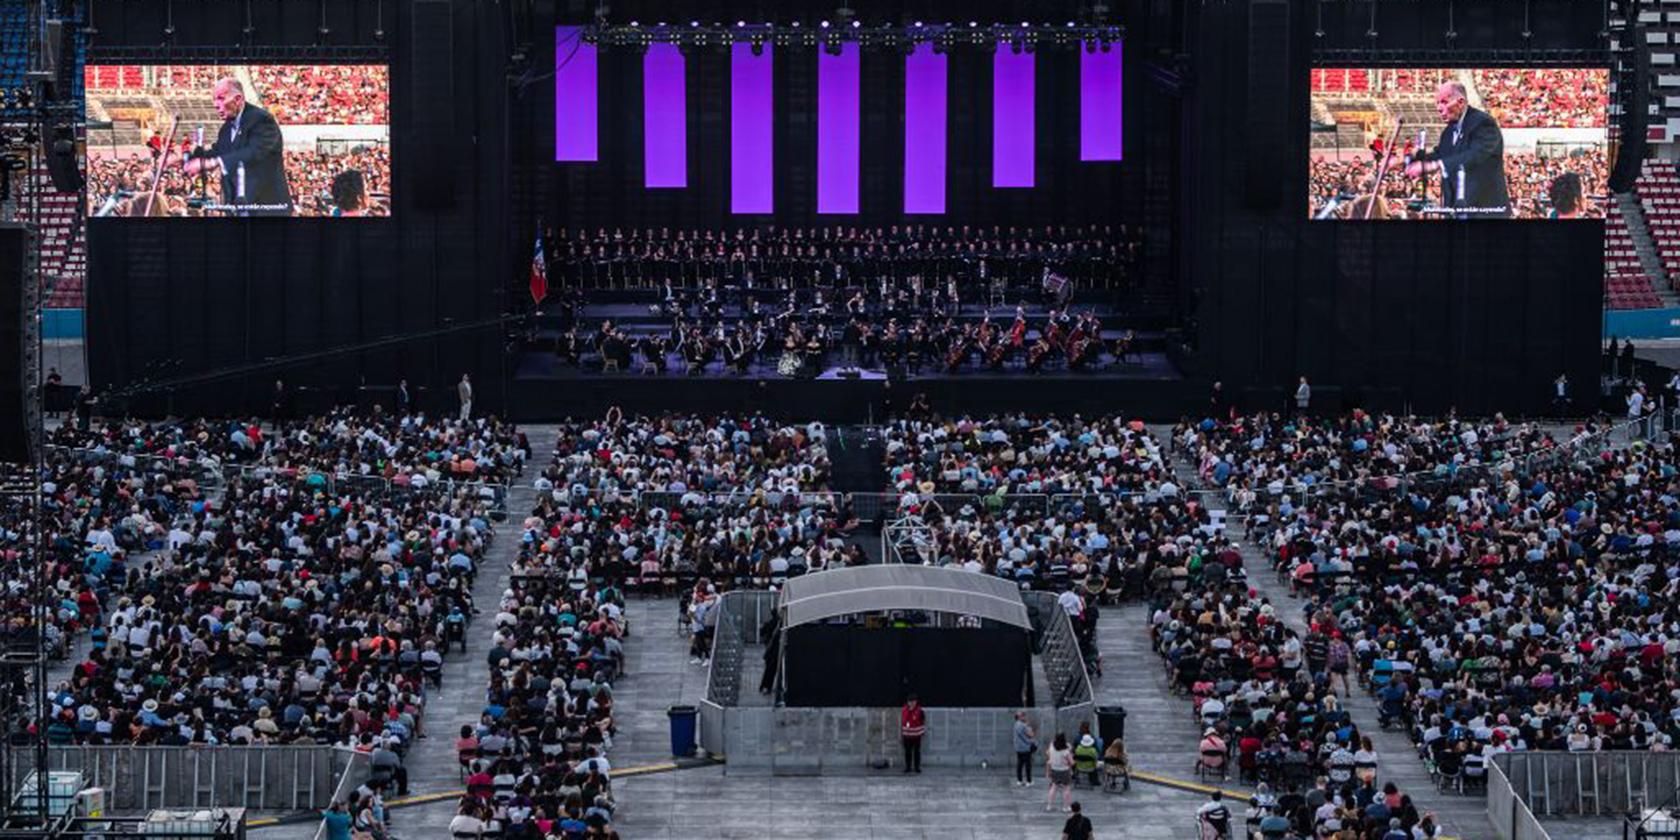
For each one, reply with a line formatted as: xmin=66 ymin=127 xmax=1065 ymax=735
xmin=261 ymin=762 xmax=1213 ymax=840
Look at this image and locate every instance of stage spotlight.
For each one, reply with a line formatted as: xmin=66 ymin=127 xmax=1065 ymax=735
xmin=820 ymin=20 xmax=830 ymax=28
xmin=968 ymin=21 xmax=978 ymax=28
xmin=851 ymin=20 xmax=860 ymax=28
xmin=736 ymin=20 xmax=745 ymax=27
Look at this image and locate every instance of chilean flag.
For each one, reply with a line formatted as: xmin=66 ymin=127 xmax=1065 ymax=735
xmin=530 ymin=232 xmax=548 ymax=306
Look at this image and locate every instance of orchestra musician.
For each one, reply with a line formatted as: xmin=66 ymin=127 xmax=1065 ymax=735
xmin=804 ymin=324 xmax=827 ymax=375
xmin=557 ymin=328 xmax=581 ymax=367
xmin=1114 ymin=329 xmax=1139 ymax=365
xmin=726 ymin=326 xmax=750 ymax=375
xmin=639 ymin=335 xmax=668 ymax=374
xmin=880 ymin=320 xmax=902 ymax=369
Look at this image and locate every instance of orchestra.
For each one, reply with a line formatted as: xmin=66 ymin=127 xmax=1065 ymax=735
xmin=563 ymin=299 xmax=1133 ymax=378
xmin=536 ymin=225 xmax=1149 ymax=379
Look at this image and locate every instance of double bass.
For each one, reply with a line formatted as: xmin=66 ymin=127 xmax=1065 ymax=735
xmin=1063 ymin=322 xmax=1087 ymax=367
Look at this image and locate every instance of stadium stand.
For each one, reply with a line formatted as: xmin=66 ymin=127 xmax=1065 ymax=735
xmin=2 ymin=1 xmax=87 ymax=310
xmin=19 ymin=165 xmax=88 ymax=309
xmin=1637 ymin=161 xmax=1680 ymax=285
xmin=1606 ymin=197 xmax=1665 ymax=310
xmin=1309 ymin=68 xmax=1371 ymax=94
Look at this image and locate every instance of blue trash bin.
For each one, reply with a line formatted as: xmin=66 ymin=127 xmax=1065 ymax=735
xmin=667 ymin=704 xmax=698 ymax=757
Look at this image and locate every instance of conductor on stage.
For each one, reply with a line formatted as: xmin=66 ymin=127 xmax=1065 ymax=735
xmin=1402 ymin=81 xmax=1509 ymax=217
xmin=182 ymin=78 xmax=293 ymax=216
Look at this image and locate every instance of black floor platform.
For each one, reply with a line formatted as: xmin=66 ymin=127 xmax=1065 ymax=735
xmin=508 ymin=349 xmax=1191 ymax=422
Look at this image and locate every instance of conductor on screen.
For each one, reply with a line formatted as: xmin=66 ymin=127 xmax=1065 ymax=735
xmin=181 ymin=78 xmax=293 ymax=216
xmin=1400 ymin=81 xmax=1510 ymax=218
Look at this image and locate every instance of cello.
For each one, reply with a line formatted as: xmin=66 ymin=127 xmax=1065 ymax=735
xmin=945 ymin=324 xmax=972 ymax=372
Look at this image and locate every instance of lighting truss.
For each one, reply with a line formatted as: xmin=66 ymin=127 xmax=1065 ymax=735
xmin=585 ymin=21 xmax=1126 ymax=52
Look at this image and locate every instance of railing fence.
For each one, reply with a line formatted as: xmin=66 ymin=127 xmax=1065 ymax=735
xmin=4 ymin=745 xmax=356 ymax=814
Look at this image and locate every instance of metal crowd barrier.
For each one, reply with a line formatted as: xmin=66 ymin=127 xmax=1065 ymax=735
xmin=534 ymin=484 xmax=1237 ymax=521
xmin=230 ymin=466 xmax=511 ymax=518
xmin=1186 ymin=415 xmax=1650 ymax=506
xmin=312 ymin=750 xmax=371 ymax=840
xmin=46 ymin=445 xmax=225 ymax=489
xmin=1022 ymin=592 xmax=1095 ymax=706
xmin=1488 ymin=756 xmax=1552 ymax=840
xmin=1495 ymin=751 xmax=1680 ymax=819
xmin=5 ymin=745 xmax=356 ymax=814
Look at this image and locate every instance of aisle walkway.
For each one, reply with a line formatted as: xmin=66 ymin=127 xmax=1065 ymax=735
xmin=1093 ymin=601 xmax=1205 ymax=779
xmin=399 ymin=480 xmax=540 ymax=795
xmin=608 ymin=596 xmax=710 ymax=765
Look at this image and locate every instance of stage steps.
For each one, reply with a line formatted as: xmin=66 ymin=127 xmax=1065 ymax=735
xmin=827 ymin=425 xmax=886 ymax=493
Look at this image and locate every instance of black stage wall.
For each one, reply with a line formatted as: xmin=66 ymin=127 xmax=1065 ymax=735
xmin=1179 ymin=1 xmax=1605 ymax=417
xmin=784 ymin=624 xmax=1031 ymax=708
xmin=517 ymin=0 xmax=1176 ymax=233
xmin=84 ymin=0 xmax=519 ymax=417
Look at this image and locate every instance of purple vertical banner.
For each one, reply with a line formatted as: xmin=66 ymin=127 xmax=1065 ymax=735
xmin=643 ymin=43 xmax=688 ymax=188
xmin=992 ymin=49 xmax=1035 ymax=188
xmin=730 ymin=43 xmax=774 ymax=214
xmin=817 ymin=43 xmax=860 ymax=214
xmin=555 ymin=27 xmax=598 ymax=161
xmin=1080 ymin=41 xmax=1124 ymax=161
xmin=903 ymin=42 xmax=948 ymax=214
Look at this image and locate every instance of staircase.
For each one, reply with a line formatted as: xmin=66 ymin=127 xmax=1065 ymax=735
xmin=1618 ymin=191 xmax=1679 ymax=306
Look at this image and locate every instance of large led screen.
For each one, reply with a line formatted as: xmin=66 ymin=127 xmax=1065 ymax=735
xmin=84 ymin=64 xmax=391 ymax=218
xmin=1307 ymin=67 xmax=1607 ymax=220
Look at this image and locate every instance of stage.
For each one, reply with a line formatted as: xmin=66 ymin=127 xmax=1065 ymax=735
xmin=507 ymin=348 xmax=1195 ymax=422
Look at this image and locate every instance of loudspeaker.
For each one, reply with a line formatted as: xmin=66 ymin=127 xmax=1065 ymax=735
xmin=1243 ymin=0 xmax=1290 ymax=211
xmin=46 ymin=124 xmax=82 ymax=193
xmin=410 ymin=0 xmax=457 ymax=210
xmin=0 ymin=226 xmax=31 ymax=464
xmin=1610 ymin=25 xmax=1650 ymax=193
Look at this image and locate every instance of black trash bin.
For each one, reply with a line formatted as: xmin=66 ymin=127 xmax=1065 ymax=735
xmin=1095 ymin=705 xmax=1127 ymax=743
xmin=667 ymin=705 xmax=698 ymax=757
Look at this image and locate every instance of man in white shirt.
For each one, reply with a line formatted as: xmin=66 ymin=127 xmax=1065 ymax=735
xmin=1057 ymin=588 xmax=1084 ymax=618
